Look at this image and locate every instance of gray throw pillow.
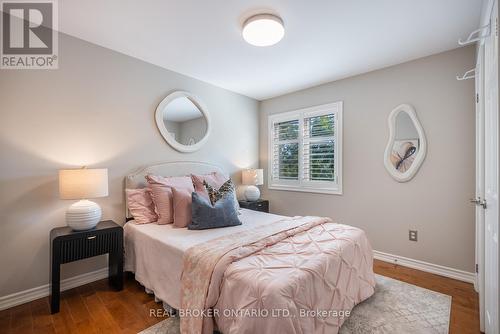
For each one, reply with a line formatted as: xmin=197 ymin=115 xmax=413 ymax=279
xmin=188 ymin=191 xmax=242 ymax=230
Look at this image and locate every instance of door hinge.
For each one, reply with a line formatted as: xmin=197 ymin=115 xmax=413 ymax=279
xmin=496 ymin=18 xmax=498 ymax=37
xmin=476 ymin=263 xmax=479 ymax=273
xmin=477 ymin=93 xmax=479 ymax=103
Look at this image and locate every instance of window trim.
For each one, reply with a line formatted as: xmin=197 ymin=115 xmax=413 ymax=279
xmin=267 ymin=101 xmax=343 ymax=195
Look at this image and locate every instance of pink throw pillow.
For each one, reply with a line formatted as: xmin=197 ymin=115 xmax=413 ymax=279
xmin=146 ymin=174 xmax=194 ymax=225
xmin=191 ymin=172 xmax=227 ymax=201
xmin=125 ymin=188 xmax=157 ymax=224
xmin=171 ymin=187 xmax=192 ymax=228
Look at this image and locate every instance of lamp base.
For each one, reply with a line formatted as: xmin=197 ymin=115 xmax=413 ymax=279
xmin=244 ymin=185 xmax=261 ymax=201
xmin=66 ymin=200 xmax=102 ymax=231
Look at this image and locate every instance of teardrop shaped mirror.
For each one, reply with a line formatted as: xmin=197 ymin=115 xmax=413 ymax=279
xmin=155 ymin=91 xmax=211 ymax=153
xmin=384 ymin=104 xmax=427 ymax=182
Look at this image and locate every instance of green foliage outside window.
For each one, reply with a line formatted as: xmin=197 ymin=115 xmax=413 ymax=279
xmin=279 ymin=143 xmax=298 ymax=179
xmin=309 ymin=114 xmax=335 ymax=181
xmin=276 ymin=114 xmax=335 ymax=181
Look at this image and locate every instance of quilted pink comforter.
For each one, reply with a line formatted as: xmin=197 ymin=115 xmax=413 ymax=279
xmin=180 ymin=216 xmax=375 ymax=334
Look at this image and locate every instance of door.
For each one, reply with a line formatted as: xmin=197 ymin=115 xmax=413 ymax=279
xmin=484 ymin=1 xmax=499 ymax=332
xmin=475 ymin=43 xmax=486 ymax=332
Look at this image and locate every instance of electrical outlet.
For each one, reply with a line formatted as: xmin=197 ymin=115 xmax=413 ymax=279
xmin=409 ymin=230 xmax=418 ymax=242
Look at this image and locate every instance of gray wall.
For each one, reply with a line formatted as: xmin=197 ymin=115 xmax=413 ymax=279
xmin=0 ymin=33 xmax=259 ymax=297
xmin=164 ymin=120 xmax=181 ymax=140
xmin=259 ymin=46 xmax=476 ymax=272
xmin=179 ymin=117 xmax=207 ymax=145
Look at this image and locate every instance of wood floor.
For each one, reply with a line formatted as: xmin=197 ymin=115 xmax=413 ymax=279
xmin=0 ymin=259 xmax=480 ymax=333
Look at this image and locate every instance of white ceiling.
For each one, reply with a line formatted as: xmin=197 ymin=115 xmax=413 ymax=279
xmin=163 ymin=97 xmax=203 ymax=122
xmin=59 ymin=0 xmax=483 ymax=100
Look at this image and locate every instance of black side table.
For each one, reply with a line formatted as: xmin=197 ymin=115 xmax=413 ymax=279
xmin=238 ymin=199 xmax=269 ymax=213
xmin=50 ymin=220 xmax=123 ymax=313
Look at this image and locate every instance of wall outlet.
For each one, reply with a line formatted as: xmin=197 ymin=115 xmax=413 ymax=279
xmin=409 ymin=230 xmax=418 ymax=242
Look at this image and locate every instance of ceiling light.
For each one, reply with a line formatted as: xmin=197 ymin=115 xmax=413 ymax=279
xmin=242 ymin=14 xmax=284 ymax=47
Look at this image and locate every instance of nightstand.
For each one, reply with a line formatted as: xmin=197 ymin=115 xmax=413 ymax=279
xmin=238 ymin=199 xmax=269 ymax=213
xmin=49 ymin=220 xmax=123 ymax=314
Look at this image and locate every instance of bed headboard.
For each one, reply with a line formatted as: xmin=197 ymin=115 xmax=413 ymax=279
xmin=125 ymin=161 xmax=227 ymax=218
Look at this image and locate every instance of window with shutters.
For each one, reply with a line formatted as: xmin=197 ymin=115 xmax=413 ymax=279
xmin=268 ymin=102 xmax=342 ymax=194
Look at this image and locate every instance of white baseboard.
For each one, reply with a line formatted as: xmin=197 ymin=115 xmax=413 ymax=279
xmin=0 ymin=268 xmax=108 ymax=311
xmin=374 ymin=250 xmax=476 ymax=284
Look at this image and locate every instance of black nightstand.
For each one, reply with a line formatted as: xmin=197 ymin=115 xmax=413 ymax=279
xmin=50 ymin=220 xmax=123 ymax=314
xmin=238 ymin=199 xmax=269 ymax=213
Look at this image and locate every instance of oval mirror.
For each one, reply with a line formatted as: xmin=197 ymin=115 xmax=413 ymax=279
xmin=383 ymin=104 xmax=427 ymax=182
xmin=155 ymin=91 xmax=210 ymax=153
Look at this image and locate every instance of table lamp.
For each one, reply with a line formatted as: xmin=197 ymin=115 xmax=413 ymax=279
xmin=242 ymin=168 xmax=264 ymax=201
xmin=59 ymin=168 xmax=108 ymax=231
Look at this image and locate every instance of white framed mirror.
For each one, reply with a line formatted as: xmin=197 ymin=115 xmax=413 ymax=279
xmin=383 ymin=104 xmax=427 ymax=182
xmin=155 ymin=91 xmax=211 ymax=153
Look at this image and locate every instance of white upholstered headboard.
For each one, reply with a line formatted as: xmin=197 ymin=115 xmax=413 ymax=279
xmin=125 ymin=161 xmax=227 ymax=218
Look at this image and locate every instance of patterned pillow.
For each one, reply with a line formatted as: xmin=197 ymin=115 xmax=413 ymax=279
xmin=191 ymin=172 xmax=227 ymax=201
xmin=203 ymin=179 xmax=234 ymax=204
xmin=203 ymin=179 xmax=240 ymax=214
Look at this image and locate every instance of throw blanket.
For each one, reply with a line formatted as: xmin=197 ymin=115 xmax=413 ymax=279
xmin=180 ymin=216 xmax=375 ymax=334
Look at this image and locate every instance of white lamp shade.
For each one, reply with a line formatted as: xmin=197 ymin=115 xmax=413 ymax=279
xmin=242 ymin=169 xmax=264 ymax=186
xmin=59 ymin=168 xmax=108 ymax=200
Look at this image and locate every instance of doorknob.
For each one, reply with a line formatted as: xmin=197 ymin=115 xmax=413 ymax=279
xmin=470 ymin=197 xmax=487 ymax=209
xmin=470 ymin=197 xmax=480 ymax=204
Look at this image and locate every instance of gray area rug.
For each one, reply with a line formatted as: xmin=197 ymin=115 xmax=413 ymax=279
xmin=139 ymin=274 xmax=451 ymax=334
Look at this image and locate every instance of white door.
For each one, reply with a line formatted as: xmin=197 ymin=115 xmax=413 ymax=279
xmin=475 ymin=43 xmax=486 ymax=332
xmin=484 ymin=2 xmax=499 ymax=332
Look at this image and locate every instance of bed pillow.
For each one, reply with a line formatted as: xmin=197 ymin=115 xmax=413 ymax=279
xmin=204 ymin=179 xmax=240 ymax=213
xmin=188 ymin=191 xmax=242 ymax=230
xmin=171 ymin=187 xmax=192 ymax=228
xmin=146 ymin=174 xmax=194 ymax=225
xmin=125 ymin=188 xmax=158 ymax=224
xmin=191 ymin=172 xmax=227 ymax=201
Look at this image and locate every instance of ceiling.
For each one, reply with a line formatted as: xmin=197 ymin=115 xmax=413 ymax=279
xmin=163 ymin=97 xmax=203 ymax=122
xmin=59 ymin=0 xmax=483 ymax=100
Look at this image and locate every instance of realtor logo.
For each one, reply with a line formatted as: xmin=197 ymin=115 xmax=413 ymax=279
xmin=1 ymin=0 xmax=58 ymax=69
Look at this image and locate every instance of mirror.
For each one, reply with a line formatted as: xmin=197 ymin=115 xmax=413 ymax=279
xmin=384 ymin=104 xmax=426 ymax=182
xmin=155 ymin=91 xmax=210 ymax=153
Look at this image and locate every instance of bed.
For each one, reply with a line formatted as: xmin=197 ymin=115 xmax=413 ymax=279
xmin=124 ymin=162 xmax=375 ymax=334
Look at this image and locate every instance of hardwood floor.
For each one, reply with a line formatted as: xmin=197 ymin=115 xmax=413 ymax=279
xmin=0 ymin=274 xmax=166 ymax=334
xmin=0 ymin=260 xmax=480 ymax=333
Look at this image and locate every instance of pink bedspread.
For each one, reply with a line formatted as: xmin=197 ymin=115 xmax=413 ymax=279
xmin=180 ymin=216 xmax=375 ymax=334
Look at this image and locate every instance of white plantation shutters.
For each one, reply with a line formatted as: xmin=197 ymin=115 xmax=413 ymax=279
xmin=268 ymin=102 xmax=342 ymax=194
xmin=272 ymin=119 xmax=299 ymax=180
xmin=303 ymin=113 xmax=336 ymax=182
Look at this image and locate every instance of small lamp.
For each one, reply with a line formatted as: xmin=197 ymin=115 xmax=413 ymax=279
xmin=59 ymin=168 xmax=108 ymax=231
xmin=242 ymin=169 xmax=264 ymax=201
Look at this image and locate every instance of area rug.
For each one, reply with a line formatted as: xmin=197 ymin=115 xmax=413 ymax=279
xmin=139 ymin=274 xmax=451 ymax=334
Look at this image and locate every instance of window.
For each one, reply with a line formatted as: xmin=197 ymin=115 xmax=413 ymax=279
xmin=268 ymin=102 xmax=342 ymax=194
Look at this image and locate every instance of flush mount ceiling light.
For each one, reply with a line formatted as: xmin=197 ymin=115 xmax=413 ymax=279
xmin=242 ymin=14 xmax=285 ymax=47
